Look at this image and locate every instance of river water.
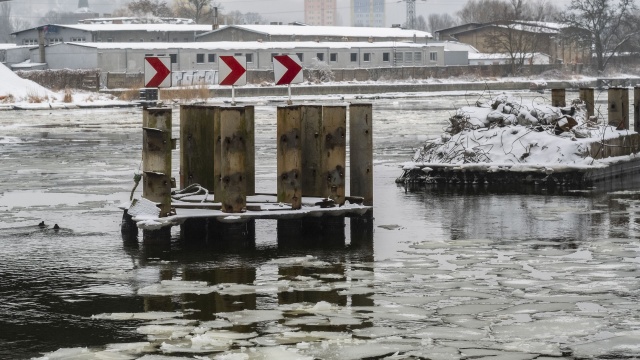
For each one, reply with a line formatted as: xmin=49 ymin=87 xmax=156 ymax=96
xmin=1 ymin=90 xmax=639 ymax=359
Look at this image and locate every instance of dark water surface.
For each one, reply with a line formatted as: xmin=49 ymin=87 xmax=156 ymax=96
xmin=1 ymin=91 xmax=639 ymax=359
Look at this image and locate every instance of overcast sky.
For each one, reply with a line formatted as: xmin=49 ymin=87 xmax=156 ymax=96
xmin=9 ymin=0 xmax=574 ymax=28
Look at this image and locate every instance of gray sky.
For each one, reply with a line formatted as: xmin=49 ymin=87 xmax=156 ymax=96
xmin=9 ymin=0 xmax=573 ymax=28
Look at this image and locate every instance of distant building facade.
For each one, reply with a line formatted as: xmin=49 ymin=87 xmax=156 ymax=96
xmin=351 ymin=0 xmax=385 ymax=27
xmin=304 ymin=0 xmax=337 ymax=26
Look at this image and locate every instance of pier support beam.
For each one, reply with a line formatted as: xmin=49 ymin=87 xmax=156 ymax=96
xmin=579 ymin=88 xmax=595 ymax=119
xmin=180 ymin=105 xmax=217 ymax=191
xmin=220 ymin=107 xmax=248 ymax=213
xmin=608 ymin=87 xmax=629 ymax=130
xmin=322 ymin=105 xmax=347 ymax=205
xmin=142 ymin=107 xmax=172 ymax=217
xmin=551 ymin=89 xmax=566 ymax=107
xmin=301 ymin=105 xmax=324 ymax=197
xmin=634 ymin=87 xmax=640 ymax=132
xmin=349 ymin=103 xmax=374 ymax=206
xmin=277 ymin=105 xmax=302 ymax=209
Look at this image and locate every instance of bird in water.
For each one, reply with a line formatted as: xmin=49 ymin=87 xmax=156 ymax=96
xmin=38 ymin=221 xmax=45 ymax=228
xmin=53 ymin=224 xmax=60 ymax=231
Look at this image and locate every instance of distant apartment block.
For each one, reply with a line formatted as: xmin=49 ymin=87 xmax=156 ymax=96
xmin=304 ymin=0 xmax=337 ymax=26
xmin=351 ymin=0 xmax=385 ymax=27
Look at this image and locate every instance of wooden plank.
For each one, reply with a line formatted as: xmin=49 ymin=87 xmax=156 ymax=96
xmin=244 ymin=105 xmax=256 ymax=196
xmin=634 ymin=87 xmax=640 ymax=132
xmin=277 ymin=105 xmax=302 ymax=209
xmin=322 ymin=105 xmax=346 ymax=205
xmin=608 ymin=87 xmax=629 ymax=130
xmin=579 ymin=87 xmax=595 ymax=118
xmin=213 ymin=108 xmax=222 ymax=202
xmin=220 ymin=107 xmax=247 ymax=213
xmin=349 ymin=103 xmax=373 ymax=206
xmin=551 ymin=88 xmax=566 ymax=107
xmin=142 ymin=107 xmax=172 ymax=217
xmin=179 ymin=105 xmax=217 ymax=191
xmin=301 ymin=105 xmax=324 ymax=197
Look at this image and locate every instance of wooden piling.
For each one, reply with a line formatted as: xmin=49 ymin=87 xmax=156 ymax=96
xmin=277 ymin=105 xmax=302 ymax=209
xmin=213 ymin=109 xmax=222 ymax=202
xmin=322 ymin=105 xmax=347 ymax=205
xmin=180 ymin=105 xmax=217 ymax=191
xmin=220 ymin=107 xmax=247 ymax=213
xmin=634 ymin=87 xmax=640 ymax=132
xmin=551 ymin=88 xmax=566 ymax=107
xmin=142 ymin=108 xmax=172 ymax=217
xmin=349 ymin=104 xmax=374 ymax=206
xmin=579 ymin=87 xmax=595 ymax=118
xmin=244 ymin=106 xmax=256 ymax=196
xmin=608 ymin=87 xmax=629 ymax=130
xmin=301 ymin=105 xmax=324 ymax=197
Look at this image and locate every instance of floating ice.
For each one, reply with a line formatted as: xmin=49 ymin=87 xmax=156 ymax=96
xmin=138 ymin=280 xmax=217 ymax=296
xmin=92 ymin=312 xmax=183 ymax=321
xmin=216 ymin=309 xmax=283 ymax=325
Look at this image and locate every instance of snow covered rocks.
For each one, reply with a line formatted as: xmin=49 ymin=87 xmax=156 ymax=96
xmin=398 ymin=92 xmax=640 ymax=187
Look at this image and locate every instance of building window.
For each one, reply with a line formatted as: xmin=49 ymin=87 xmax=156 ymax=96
xmin=330 ymin=53 xmax=337 ymax=62
xmin=196 ymin=54 xmax=205 ymax=63
xmin=350 ymin=53 xmax=357 ymax=62
xmin=173 ymin=38 xmax=178 ymax=42
xmin=363 ymin=53 xmax=370 ymax=62
xmin=271 ymin=53 xmax=278 ymax=62
xmin=405 ymin=52 xmax=413 ymax=62
xmin=145 ymin=53 xmax=153 ymax=57
xmin=382 ymin=52 xmax=390 ymax=62
xmin=246 ymin=53 xmax=253 ymax=63
xmin=296 ymin=52 xmax=304 ymax=61
xmin=316 ymin=53 xmax=324 ymax=61
xmin=414 ymin=52 xmax=422 ymax=62
xmin=395 ymin=52 xmax=403 ymax=62
xmin=184 ymin=37 xmax=189 ymax=42
xmin=170 ymin=54 xmax=177 ymax=63
xmin=129 ymin=38 xmax=133 ymax=42
xmin=208 ymin=53 xmax=216 ymax=62
xmin=71 ymin=37 xmax=85 ymax=42
xmin=430 ymin=52 xmax=438 ymax=61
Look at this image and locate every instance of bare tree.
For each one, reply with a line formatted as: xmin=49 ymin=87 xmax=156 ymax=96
xmin=126 ymin=0 xmax=174 ymax=17
xmin=415 ymin=15 xmax=428 ymax=31
xmin=484 ymin=22 xmax=546 ymax=73
xmin=174 ymin=0 xmax=221 ymax=24
xmin=0 ymin=3 xmax=29 ymax=43
xmin=561 ymin=0 xmax=638 ymax=72
xmin=457 ymin=0 xmax=512 ymax=23
xmin=427 ymin=13 xmax=458 ymax=33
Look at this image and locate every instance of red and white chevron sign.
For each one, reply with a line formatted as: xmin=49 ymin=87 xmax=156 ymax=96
xmin=273 ymin=55 xmax=303 ymax=85
xmin=144 ymin=56 xmax=171 ymax=88
xmin=218 ymin=55 xmax=247 ymax=86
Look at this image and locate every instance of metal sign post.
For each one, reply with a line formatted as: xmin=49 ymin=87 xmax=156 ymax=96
xmin=273 ymin=55 xmax=303 ymax=105
xmin=219 ymin=55 xmax=247 ymax=105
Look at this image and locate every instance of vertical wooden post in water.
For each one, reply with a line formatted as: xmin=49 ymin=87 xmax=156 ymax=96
xmin=213 ymin=109 xmax=222 ymax=202
xmin=579 ymin=87 xmax=595 ymax=119
xmin=301 ymin=105 xmax=324 ymax=197
xmin=142 ymin=107 xmax=172 ymax=217
xmin=608 ymin=87 xmax=629 ymax=130
xmin=634 ymin=87 xmax=640 ymax=131
xmin=179 ymin=105 xmax=217 ymax=192
xmin=244 ymin=106 xmax=256 ymax=196
xmin=277 ymin=106 xmax=302 ymax=209
xmin=551 ymin=88 xmax=566 ymax=107
xmin=349 ymin=103 xmax=374 ymax=206
xmin=322 ymin=105 xmax=347 ymax=205
xmin=220 ymin=107 xmax=247 ymax=213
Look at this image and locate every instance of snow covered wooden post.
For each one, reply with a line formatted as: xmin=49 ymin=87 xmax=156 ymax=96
xmin=551 ymin=89 xmax=566 ymax=107
xmin=579 ymin=88 xmax=595 ymax=118
xmin=301 ymin=105 xmax=324 ymax=197
xmin=142 ymin=107 xmax=172 ymax=218
xmin=180 ymin=105 xmax=218 ymax=191
xmin=349 ymin=103 xmax=374 ymax=206
xmin=277 ymin=105 xmax=302 ymax=209
xmin=634 ymin=87 xmax=640 ymax=132
xmin=220 ymin=107 xmax=248 ymax=213
xmin=322 ymin=105 xmax=347 ymax=205
xmin=608 ymin=87 xmax=629 ymax=130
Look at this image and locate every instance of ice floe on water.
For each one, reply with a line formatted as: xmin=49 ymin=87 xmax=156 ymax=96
xmin=36 ymin=248 xmax=640 ymax=359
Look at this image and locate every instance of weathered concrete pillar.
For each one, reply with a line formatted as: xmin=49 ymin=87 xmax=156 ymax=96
xmin=608 ymin=87 xmax=629 ymax=130
xmin=579 ymin=87 xmax=595 ymax=119
xmin=220 ymin=107 xmax=247 ymax=213
xmin=142 ymin=107 xmax=172 ymax=217
xmin=322 ymin=106 xmax=347 ymax=205
xmin=277 ymin=105 xmax=302 ymax=209
xmin=551 ymin=88 xmax=566 ymax=107
xmin=180 ymin=105 xmax=218 ymax=191
xmin=301 ymin=105 xmax=324 ymax=197
xmin=349 ymin=103 xmax=374 ymax=206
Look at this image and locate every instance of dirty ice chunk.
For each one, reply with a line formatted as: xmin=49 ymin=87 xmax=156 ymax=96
xmin=304 ymin=340 xmax=416 ymax=360
xmin=352 ymin=326 xmax=412 ymax=339
xmin=105 ymin=342 xmax=156 ymax=355
xmin=410 ymin=326 xmax=487 ymax=341
xmin=217 ymin=309 xmax=283 ymax=325
xmin=138 ymin=280 xmax=217 ymax=296
xmin=91 ymin=312 xmax=183 ymax=321
xmin=492 ymin=316 xmax=603 ymax=340
xmin=569 ymin=331 xmax=640 ymax=358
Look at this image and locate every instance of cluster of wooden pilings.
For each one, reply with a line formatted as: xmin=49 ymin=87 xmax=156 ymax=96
xmin=552 ymin=86 xmax=640 ymax=131
xmin=124 ymin=103 xmax=374 ymax=248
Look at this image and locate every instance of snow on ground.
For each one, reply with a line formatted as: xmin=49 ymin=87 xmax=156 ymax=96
xmin=0 ymin=62 xmax=56 ymax=101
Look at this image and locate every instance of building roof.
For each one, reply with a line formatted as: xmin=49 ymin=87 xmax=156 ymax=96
xmin=197 ymin=24 xmax=432 ymax=39
xmin=12 ymin=23 xmax=215 ymax=36
xmin=59 ymin=41 xmax=437 ymax=51
xmin=468 ymin=52 xmax=550 ymax=60
xmin=428 ymin=41 xmax=479 ymax=53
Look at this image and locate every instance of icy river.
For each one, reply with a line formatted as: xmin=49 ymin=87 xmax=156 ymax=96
xmin=1 ymin=90 xmax=640 ymax=359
